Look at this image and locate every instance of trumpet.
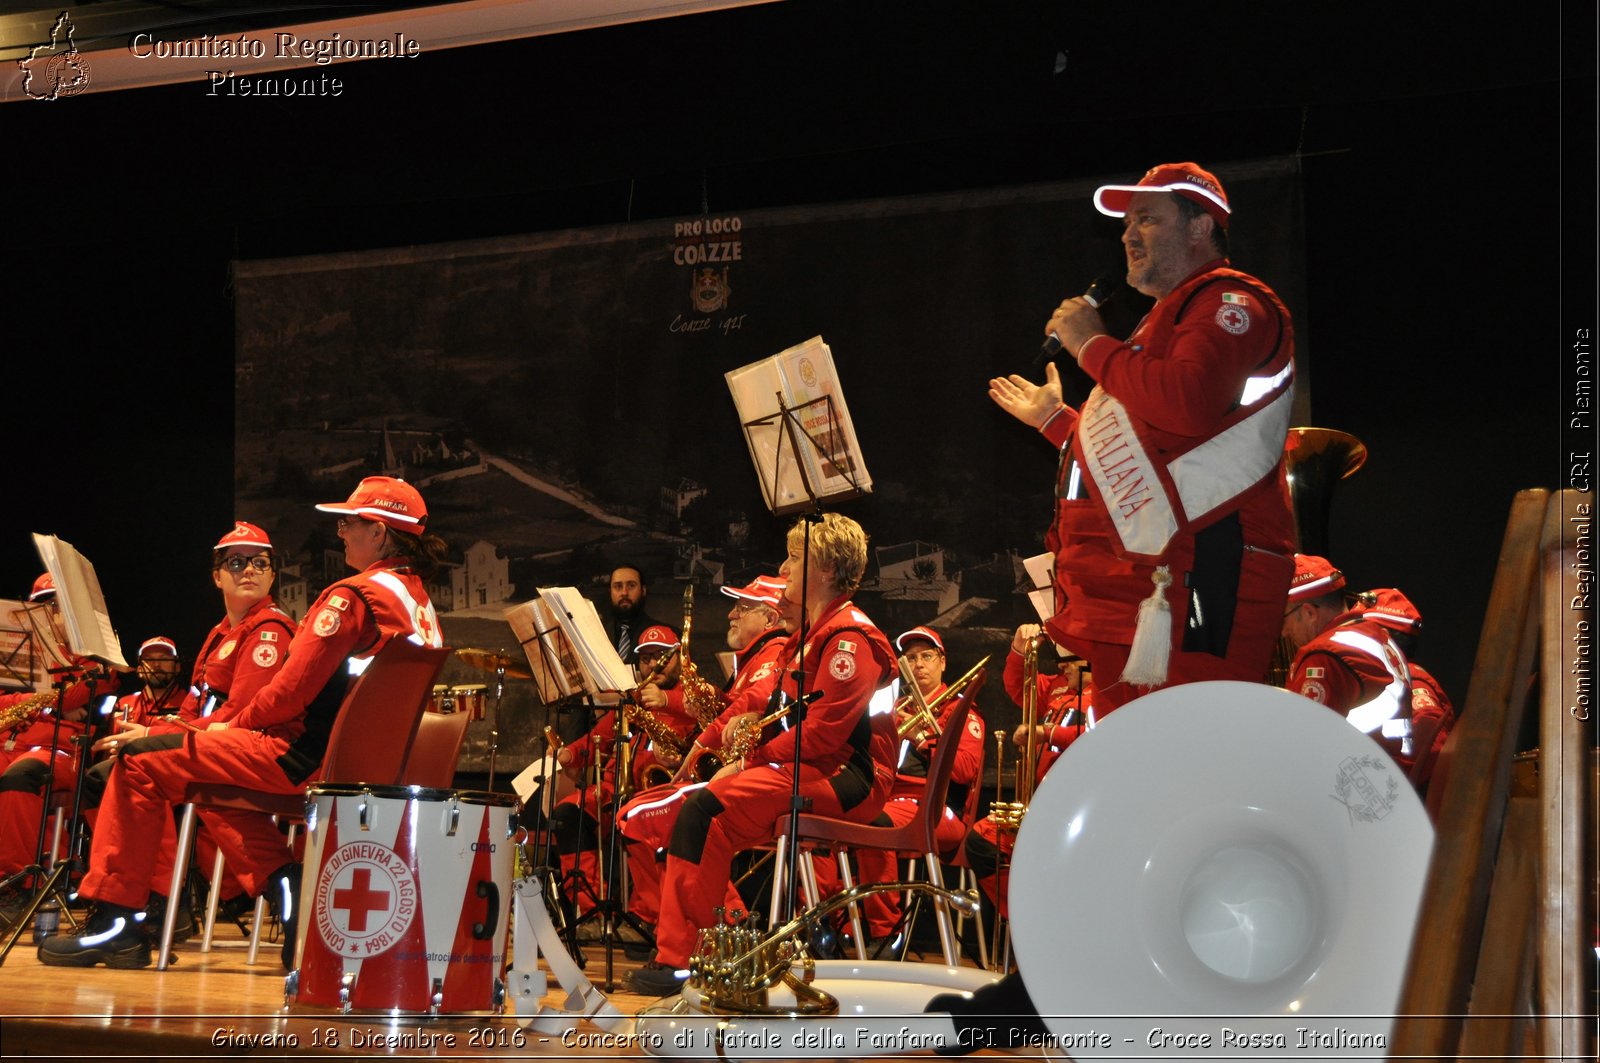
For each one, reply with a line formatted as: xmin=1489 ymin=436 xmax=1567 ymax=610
xmin=894 ymin=654 xmax=990 ymax=741
xmin=987 ymin=636 xmax=1039 ymax=833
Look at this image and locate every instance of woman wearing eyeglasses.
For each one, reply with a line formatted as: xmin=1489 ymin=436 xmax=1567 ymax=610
xmin=79 ymin=523 xmax=299 ymax=938
xmin=108 ymin=523 xmax=298 ymax=743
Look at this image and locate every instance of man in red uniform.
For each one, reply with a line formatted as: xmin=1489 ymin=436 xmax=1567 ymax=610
xmin=947 ymin=162 xmax=1298 ymax=1049
xmin=0 ymin=575 xmax=120 ymax=884
xmin=853 ymin=625 xmax=985 ymax=949
xmin=962 ymin=624 xmax=1094 ymax=919
xmin=1352 ymin=586 xmax=1454 ymax=792
xmin=989 ymin=162 xmax=1296 ymax=713
xmin=42 ymin=477 xmax=445 ymax=970
xmin=1282 ymin=555 xmax=1415 ymax=771
xmin=631 ymin=514 xmax=898 ymax=996
xmin=616 ymin=575 xmax=789 ymax=951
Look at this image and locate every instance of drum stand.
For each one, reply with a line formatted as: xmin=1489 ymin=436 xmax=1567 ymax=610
xmin=0 ymin=675 xmax=102 ymax=964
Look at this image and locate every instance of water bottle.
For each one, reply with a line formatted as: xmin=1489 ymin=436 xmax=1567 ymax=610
xmin=33 ymin=898 xmax=60 ymax=944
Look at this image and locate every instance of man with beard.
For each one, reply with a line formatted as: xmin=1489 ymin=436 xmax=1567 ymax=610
xmin=606 ymin=564 xmax=658 ymax=667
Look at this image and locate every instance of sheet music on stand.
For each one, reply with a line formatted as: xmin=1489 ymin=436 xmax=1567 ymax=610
xmin=0 ymin=600 xmax=44 ymax=691
xmin=726 ymin=335 xmax=872 ymax=515
xmin=506 ymin=599 xmax=587 ymax=704
xmin=525 ymin=587 xmax=633 ymax=706
xmin=1022 ymin=551 xmax=1057 ymax=624
xmin=32 ymin=533 xmax=128 ymax=671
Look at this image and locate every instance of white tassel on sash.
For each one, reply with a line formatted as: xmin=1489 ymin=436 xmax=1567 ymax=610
xmin=1119 ymin=566 xmax=1173 ymax=688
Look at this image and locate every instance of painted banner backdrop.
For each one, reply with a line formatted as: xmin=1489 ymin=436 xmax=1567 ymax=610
xmin=233 ymin=155 xmax=1306 ymax=768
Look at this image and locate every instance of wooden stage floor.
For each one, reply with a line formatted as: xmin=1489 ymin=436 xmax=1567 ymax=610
xmin=0 ymin=925 xmax=677 ymax=1059
xmin=0 ymin=918 xmax=1005 ymax=1061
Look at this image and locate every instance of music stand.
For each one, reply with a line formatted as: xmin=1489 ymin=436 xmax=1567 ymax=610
xmin=0 ymin=534 xmax=128 ymax=965
xmin=725 ymin=336 xmax=872 ymax=924
xmin=509 ymin=592 xmax=652 ymax=989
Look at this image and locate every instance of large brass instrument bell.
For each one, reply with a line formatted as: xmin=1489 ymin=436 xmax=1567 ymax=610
xmin=1270 ymin=426 xmax=1368 ymax=685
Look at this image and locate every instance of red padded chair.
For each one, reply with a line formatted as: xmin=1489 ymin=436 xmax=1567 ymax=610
xmin=768 ymin=697 xmax=973 ymax=966
xmin=402 ymin=707 xmax=472 ymax=788
xmin=158 ymin=637 xmax=450 ymax=969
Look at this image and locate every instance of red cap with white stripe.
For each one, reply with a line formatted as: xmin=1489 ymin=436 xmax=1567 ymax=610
xmin=316 ymin=476 xmax=428 ymax=532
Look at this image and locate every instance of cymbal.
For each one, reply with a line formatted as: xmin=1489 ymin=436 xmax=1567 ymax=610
xmin=455 ymin=647 xmax=534 ymax=679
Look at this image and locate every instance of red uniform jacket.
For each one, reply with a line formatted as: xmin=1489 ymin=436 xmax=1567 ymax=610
xmin=1041 ymin=262 xmax=1296 ymax=659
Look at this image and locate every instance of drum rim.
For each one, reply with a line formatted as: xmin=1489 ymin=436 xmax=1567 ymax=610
xmin=305 ymin=782 xmax=517 ymax=806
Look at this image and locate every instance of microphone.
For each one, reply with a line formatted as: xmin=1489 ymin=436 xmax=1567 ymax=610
xmin=1036 ymin=272 xmax=1123 ymax=367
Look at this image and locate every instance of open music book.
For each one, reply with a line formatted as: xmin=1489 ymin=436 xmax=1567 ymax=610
xmin=725 ymin=335 xmax=872 ymax=515
xmin=510 ymin=587 xmax=633 ymax=706
xmin=32 ymin=533 xmax=128 ymax=671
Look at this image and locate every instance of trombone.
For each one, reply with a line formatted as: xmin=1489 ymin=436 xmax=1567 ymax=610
xmin=894 ymin=654 xmax=991 ymax=741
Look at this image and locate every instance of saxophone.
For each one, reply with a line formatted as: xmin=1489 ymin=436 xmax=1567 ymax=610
xmin=0 ymin=689 xmax=56 ymax=732
xmin=624 ymin=645 xmax=692 ymax=787
xmin=678 ymin=585 xmax=724 ymax=729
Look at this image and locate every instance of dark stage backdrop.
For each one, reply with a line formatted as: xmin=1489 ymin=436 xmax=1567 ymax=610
xmin=233 ymin=156 xmax=1307 ymax=770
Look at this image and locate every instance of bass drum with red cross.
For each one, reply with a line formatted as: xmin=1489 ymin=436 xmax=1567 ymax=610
xmin=288 ymin=784 xmax=517 ymax=1016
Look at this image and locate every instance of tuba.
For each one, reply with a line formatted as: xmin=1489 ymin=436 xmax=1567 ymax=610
xmin=1284 ymin=426 xmax=1367 ymax=559
xmin=1272 ymin=426 xmax=1367 ymax=685
xmin=635 ymin=683 xmax=1435 ymax=1060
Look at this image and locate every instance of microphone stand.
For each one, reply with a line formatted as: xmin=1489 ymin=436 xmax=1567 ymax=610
xmin=0 ymin=669 xmax=107 ymax=964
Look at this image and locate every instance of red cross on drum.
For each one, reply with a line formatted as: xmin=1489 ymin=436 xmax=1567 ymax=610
xmin=289 ymin=784 xmax=518 ymax=1015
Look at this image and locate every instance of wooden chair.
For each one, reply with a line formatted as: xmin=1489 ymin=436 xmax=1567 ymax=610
xmin=768 ymin=698 xmax=973 ymax=966
xmin=157 ymin=637 xmax=450 ymax=970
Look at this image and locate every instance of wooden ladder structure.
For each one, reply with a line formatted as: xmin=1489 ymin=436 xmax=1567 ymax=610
xmin=1391 ymin=488 xmax=1594 ymax=1061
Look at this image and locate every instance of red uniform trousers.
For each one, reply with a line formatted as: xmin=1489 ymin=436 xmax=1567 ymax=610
xmin=618 ymin=782 xmax=745 ymax=925
xmin=0 ymin=741 xmax=78 ymax=875
xmin=656 ymin=763 xmax=883 ymax=969
xmin=78 ymin=727 xmax=298 ymax=910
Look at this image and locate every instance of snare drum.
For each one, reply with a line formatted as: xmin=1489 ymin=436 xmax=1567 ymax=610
xmin=289 ymin=785 xmax=517 ymax=1016
xmin=450 ymin=684 xmax=488 ymax=721
xmin=427 ymin=684 xmax=451 ymax=713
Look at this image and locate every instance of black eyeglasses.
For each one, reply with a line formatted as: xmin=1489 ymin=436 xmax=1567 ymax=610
xmin=336 ymin=516 xmax=371 ymax=531
xmin=221 ymin=555 xmax=272 ymax=574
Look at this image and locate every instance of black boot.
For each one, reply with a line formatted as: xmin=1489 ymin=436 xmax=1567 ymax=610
xmin=144 ymin=891 xmax=195 ymax=945
xmin=263 ymin=863 xmax=301 ymax=971
xmin=38 ymin=902 xmax=152 ymax=969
